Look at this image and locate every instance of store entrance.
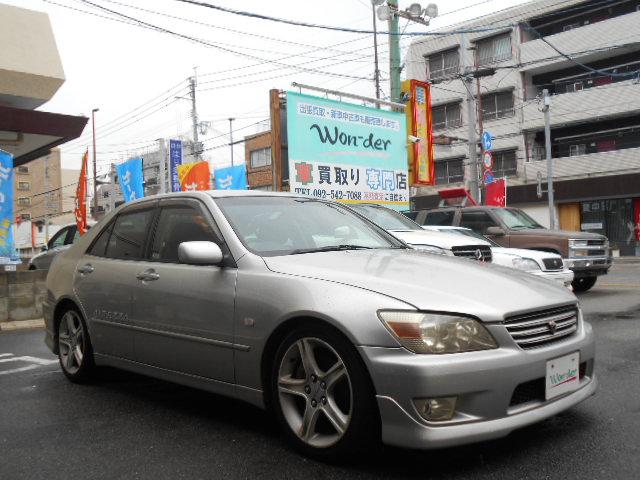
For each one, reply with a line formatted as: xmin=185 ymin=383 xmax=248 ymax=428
xmin=581 ymin=198 xmax=637 ymax=256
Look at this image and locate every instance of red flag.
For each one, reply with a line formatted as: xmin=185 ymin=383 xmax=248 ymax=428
xmin=74 ymin=151 xmax=89 ymax=235
xmin=486 ymin=178 xmax=507 ymax=207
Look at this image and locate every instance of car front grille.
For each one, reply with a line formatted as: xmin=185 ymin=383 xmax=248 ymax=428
xmin=503 ymin=305 xmax=579 ymax=349
xmin=451 ymin=245 xmax=492 ymax=263
xmin=587 ymin=239 xmax=605 ymax=246
xmin=542 ymin=258 xmax=563 ymax=271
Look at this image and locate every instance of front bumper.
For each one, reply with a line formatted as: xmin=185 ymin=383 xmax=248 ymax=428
xmin=565 ymin=256 xmax=612 ymax=278
xmin=359 ymin=319 xmax=596 ymax=450
xmin=532 ymin=269 xmax=574 ymax=288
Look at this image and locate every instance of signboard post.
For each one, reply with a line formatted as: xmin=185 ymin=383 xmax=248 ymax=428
xmin=286 ymin=92 xmax=409 ymax=211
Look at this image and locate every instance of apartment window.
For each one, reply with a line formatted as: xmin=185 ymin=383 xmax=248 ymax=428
xmin=435 ymin=158 xmax=464 ymax=185
xmin=16 ymin=166 xmax=29 ymax=174
xmin=569 ymin=144 xmax=587 ymax=156
xmin=427 ymin=48 xmax=459 ymax=80
xmin=250 ymin=147 xmax=271 ymax=169
xmin=21 ymin=213 xmax=31 ymax=221
xmin=432 ymin=103 xmax=462 ymax=130
xmin=492 ymin=150 xmax=517 ymax=177
xmin=17 ymin=197 xmax=31 ymax=206
xmin=476 ymin=33 xmax=512 ymax=65
xmin=481 ymin=91 xmax=515 ymax=121
xmin=17 ymin=181 xmax=30 ymax=190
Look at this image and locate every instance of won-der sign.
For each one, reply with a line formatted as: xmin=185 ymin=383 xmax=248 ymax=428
xmin=287 ymin=92 xmax=409 ymax=211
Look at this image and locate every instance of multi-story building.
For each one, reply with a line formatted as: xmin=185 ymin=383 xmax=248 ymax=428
xmin=244 ymin=131 xmax=274 ymax=190
xmin=13 ymin=148 xmax=63 ymax=223
xmin=405 ymin=0 xmax=640 ymax=256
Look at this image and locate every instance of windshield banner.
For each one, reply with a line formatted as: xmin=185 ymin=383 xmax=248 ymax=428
xmin=287 ymin=92 xmax=409 ymax=211
xmin=116 ymin=157 xmax=145 ymax=202
xmin=0 ymin=150 xmax=18 ymax=261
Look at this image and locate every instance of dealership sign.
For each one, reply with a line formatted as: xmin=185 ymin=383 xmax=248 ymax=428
xmin=287 ymin=92 xmax=409 ymax=210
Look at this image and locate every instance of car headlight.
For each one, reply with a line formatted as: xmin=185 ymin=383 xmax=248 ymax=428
xmin=569 ymin=239 xmax=588 ymax=248
xmin=412 ymin=245 xmax=447 ymax=255
xmin=378 ymin=311 xmax=498 ymax=354
xmin=512 ymin=257 xmax=540 ymax=272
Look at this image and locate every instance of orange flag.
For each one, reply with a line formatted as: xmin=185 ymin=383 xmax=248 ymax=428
xmin=74 ymin=150 xmax=89 ymax=235
xmin=178 ymin=161 xmax=211 ymax=191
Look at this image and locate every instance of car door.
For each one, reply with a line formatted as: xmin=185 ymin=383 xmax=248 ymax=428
xmin=130 ymin=198 xmax=236 ymax=383
xmin=73 ymin=203 xmax=157 ymax=360
xmin=37 ymin=226 xmax=73 ymax=270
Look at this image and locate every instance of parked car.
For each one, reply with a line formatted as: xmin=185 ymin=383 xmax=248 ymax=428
xmin=44 ymin=192 xmax=596 ymax=460
xmin=425 ymin=226 xmax=574 ymax=289
xmin=348 ymin=203 xmax=493 ymax=262
xmin=29 ymin=223 xmax=94 ymax=271
xmin=410 ymin=206 xmax=611 ymax=292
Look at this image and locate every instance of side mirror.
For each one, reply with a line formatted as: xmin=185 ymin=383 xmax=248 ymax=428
xmin=178 ymin=241 xmax=223 ymax=266
xmin=485 ymin=226 xmax=506 ymax=236
xmin=41 ymin=245 xmax=49 ymax=252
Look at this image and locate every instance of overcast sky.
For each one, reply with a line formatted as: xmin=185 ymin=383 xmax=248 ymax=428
xmin=6 ymin=0 xmax=529 ymax=173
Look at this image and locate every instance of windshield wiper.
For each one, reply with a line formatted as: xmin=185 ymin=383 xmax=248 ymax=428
xmin=290 ymin=244 xmax=374 ymax=255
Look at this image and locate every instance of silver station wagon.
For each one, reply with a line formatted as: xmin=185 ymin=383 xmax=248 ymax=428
xmin=44 ymin=191 xmax=596 ymax=460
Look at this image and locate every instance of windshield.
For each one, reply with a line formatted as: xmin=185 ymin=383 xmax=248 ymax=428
xmin=215 ymin=196 xmax=404 ymax=257
xmin=493 ymin=209 xmax=543 ymax=230
xmin=438 ymin=228 xmax=500 ymax=246
xmin=349 ymin=204 xmax=422 ymax=231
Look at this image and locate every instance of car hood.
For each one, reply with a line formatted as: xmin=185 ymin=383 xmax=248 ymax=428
xmin=263 ymin=249 xmax=575 ymax=322
xmin=388 ymin=229 xmax=491 ymax=249
xmin=491 ymin=247 xmax=561 ymax=260
xmin=509 ymin=228 xmax=606 ymax=240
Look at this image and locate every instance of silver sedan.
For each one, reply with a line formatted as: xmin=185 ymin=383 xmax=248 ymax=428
xmin=43 ymin=191 xmax=596 ymax=460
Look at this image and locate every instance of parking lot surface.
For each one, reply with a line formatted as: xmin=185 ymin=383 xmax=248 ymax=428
xmin=1 ymin=262 xmax=639 ymax=480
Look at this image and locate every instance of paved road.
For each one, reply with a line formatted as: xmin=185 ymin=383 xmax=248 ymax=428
xmin=1 ymin=263 xmax=639 ymax=480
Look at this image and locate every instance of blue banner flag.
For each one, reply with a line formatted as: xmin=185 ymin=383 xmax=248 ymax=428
xmin=169 ymin=139 xmax=183 ymax=192
xmin=214 ymin=165 xmax=248 ymax=190
xmin=0 ymin=151 xmax=18 ymax=261
xmin=116 ymin=157 xmax=145 ymax=202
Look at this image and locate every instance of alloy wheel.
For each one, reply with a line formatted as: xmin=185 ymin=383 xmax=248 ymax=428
xmin=58 ymin=311 xmax=85 ymax=375
xmin=277 ymin=337 xmax=353 ymax=448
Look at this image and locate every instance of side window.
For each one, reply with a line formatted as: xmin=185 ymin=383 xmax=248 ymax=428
xmin=88 ymin=223 xmax=114 ymax=257
xmin=150 ymin=206 xmax=218 ymax=263
xmin=460 ymin=211 xmax=498 ymax=234
xmin=423 ymin=211 xmax=455 ymax=226
xmin=49 ymin=228 xmax=69 ymax=249
xmin=105 ymin=208 xmax=155 ymax=260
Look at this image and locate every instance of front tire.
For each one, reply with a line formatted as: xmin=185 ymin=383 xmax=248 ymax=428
xmin=271 ymin=325 xmax=379 ymax=460
xmin=572 ymin=276 xmax=597 ymax=293
xmin=57 ymin=307 xmax=95 ymax=383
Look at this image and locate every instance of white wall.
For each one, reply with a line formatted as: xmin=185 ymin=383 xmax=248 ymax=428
xmin=517 ymin=202 xmax=558 ymax=229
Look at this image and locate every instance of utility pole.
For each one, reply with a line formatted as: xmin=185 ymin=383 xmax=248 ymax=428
xmin=461 ymin=33 xmax=479 ymax=203
xmin=542 ymin=89 xmax=556 ymax=229
xmin=387 ymin=0 xmax=402 ymax=104
xmin=109 ymin=163 xmax=116 ymax=212
xmin=228 ymin=118 xmax=235 ymax=166
xmin=189 ymin=76 xmax=201 ymax=162
xmin=91 ymin=108 xmax=99 ymax=219
xmin=157 ymin=138 xmax=166 ymax=194
xmin=371 ymin=1 xmax=382 ymax=107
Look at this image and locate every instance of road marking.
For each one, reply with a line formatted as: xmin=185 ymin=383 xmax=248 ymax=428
xmin=0 ymin=354 xmax=58 ymax=376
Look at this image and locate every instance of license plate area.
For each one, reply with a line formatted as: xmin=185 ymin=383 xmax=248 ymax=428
xmin=545 ymin=351 xmax=580 ymax=400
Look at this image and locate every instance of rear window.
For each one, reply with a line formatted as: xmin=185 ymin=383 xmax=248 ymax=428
xmin=423 ymin=210 xmax=455 ymax=226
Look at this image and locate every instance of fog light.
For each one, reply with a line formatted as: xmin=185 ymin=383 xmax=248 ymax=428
xmin=414 ymin=397 xmax=457 ymax=421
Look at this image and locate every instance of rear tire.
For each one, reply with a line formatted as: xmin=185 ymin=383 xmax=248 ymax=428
xmin=57 ymin=307 xmax=95 ymax=383
xmin=572 ymin=276 xmax=597 ymax=293
xmin=270 ymin=325 xmax=380 ymax=461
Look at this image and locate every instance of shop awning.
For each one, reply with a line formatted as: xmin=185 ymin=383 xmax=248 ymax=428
xmin=0 ymin=105 xmax=88 ymax=166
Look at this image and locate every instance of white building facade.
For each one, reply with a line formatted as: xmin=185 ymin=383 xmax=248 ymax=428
xmin=405 ymin=0 xmax=640 ymax=256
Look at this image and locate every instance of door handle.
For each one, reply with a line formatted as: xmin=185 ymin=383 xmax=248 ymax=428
xmin=136 ymin=269 xmax=160 ymax=282
xmin=77 ymin=264 xmax=94 ymax=274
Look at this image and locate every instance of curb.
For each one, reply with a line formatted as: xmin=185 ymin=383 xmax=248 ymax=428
xmin=613 ymin=258 xmax=640 ymax=265
xmin=0 ymin=319 xmax=45 ymax=331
